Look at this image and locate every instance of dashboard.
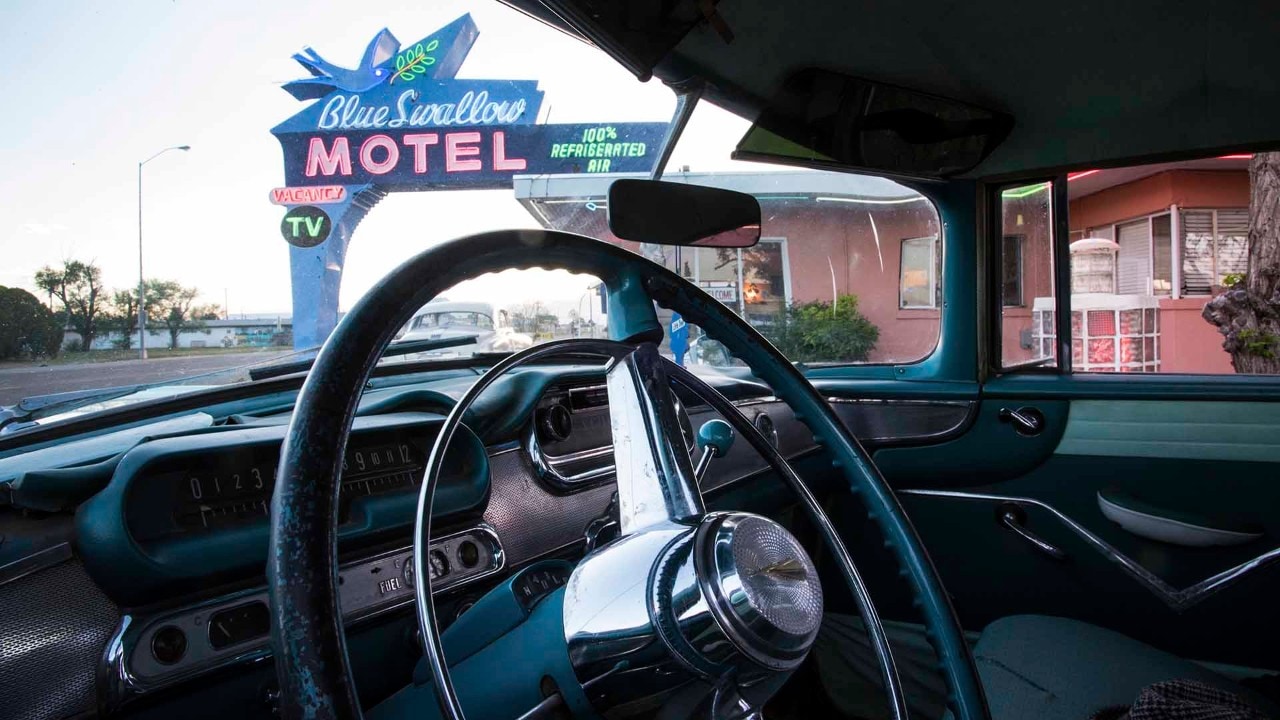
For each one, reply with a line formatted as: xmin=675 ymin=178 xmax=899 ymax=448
xmin=130 ymin=430 xmax=427 ymax=540
xmin=0 ymin=363 xmax=974 ymax=720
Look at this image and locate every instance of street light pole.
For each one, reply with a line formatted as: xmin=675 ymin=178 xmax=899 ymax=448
xmin=138 ymin=145 xmax=190 ymax=359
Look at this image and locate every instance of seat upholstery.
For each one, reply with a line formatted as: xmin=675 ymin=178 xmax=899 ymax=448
xmin=974 ymin=615 xmax=1277 ymax=720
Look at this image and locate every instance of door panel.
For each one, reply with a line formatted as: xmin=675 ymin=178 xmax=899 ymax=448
xmin=896 ymin=487 xmax=1280 ymax=669
xmin=1056 ymin=399 xmax=1280 ymax=463
xmin=869 ymin=400 xmax=1067 ymax=486
xmin=870 ymin=395 xmax=1280 ymax=668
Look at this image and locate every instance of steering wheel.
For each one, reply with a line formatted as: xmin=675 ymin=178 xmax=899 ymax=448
xmin=268 ymin=230 xmax=988 ymax=720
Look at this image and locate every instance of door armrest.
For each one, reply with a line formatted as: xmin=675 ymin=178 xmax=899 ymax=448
xmin=1097 ymin=488 xmax=1263 ymax=547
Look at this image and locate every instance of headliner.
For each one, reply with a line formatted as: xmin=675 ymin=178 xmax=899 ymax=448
xmin=513 ymin=1 xmax=1280 ymax=180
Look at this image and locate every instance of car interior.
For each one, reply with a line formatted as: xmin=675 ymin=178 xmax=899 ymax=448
xmin=2 ymin=2 xmax=1279 ymax=720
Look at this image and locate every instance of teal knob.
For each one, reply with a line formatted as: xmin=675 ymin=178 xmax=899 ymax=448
xmin=697 ymin=419 xmax=735 ymax=458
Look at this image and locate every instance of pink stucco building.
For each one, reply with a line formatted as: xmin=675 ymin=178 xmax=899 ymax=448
xmin=518 ymin=160 xmax=1250 ymax=373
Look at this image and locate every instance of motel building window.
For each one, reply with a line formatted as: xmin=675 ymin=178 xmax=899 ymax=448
xmin=679 ymin=238 xmax=792 ymax=323
xmin=1181 ymin=209 xmax=1249 ymax=295
xmin=899 ymin=236 xmax=941 ymax=309
xmin=1075 ymin=208 xmax=1245 ymax=299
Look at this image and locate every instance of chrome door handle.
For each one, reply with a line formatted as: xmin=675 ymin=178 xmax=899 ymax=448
xmin=998 ymin=503 xmax=1068 ymax=561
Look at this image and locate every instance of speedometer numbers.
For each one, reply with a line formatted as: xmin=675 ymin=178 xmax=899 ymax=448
xmin=175 ymin=440 xmax=421 ymax=533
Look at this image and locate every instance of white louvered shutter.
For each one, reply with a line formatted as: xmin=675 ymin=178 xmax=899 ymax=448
xmin=1181 ymin=210 xmax=1215 ymax=294
xmin=1117 ymin=219 xmax=1151 ymax=294
xmin=1215 ymin=209 xmax=1249 ymax=283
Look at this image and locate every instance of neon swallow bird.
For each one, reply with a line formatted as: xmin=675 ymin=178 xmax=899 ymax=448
xmin=283 ymin=29 xmax=400 ymax=100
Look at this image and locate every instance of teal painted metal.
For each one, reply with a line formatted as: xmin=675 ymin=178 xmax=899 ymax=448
xmin=434 ymin=560 xmax=575 ymax=668
xmin=605 ymin=265 xmax=663 ymax=342
xmin=1056 ymin=400 xmax=1280 ymax=463
xmin=370 ymin=587 xmax=595 ymax=720
xmin=872 ymin=401 xmax=1068 ymax=487
xmin=73 ymin=414 xmax=489 ymax=605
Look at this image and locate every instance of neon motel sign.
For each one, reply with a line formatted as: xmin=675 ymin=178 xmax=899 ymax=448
xmin=270 ymin=14 xmax=668 ymax=347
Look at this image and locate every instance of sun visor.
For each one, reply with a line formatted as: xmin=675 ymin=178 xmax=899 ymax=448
xmin=735 ymin=69 xmax=1013 ymax=180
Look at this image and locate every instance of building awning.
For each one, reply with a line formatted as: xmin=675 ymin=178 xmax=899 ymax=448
xmin=512 ymin=170 xmax=925 ymax=237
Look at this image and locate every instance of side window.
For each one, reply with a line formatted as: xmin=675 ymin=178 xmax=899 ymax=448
xmin=999 ymin=182 xmax=1058 ymax=368
xmin=899 ymin=236 xmax=940 ymax=309
xmin=1064 ymin=155 xmax=1270 ymax=374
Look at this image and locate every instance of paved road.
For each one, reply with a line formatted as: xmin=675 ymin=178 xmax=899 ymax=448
xmin=0 ymin=351 xmax=293 ymax=406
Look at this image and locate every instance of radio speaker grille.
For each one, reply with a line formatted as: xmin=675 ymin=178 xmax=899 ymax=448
xmin=0 ymin=559 xmax=119 ymax=720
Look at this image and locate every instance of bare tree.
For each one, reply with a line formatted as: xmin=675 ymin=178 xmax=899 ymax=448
xmin=1203 ymin=152 xmax=1280 ymax=373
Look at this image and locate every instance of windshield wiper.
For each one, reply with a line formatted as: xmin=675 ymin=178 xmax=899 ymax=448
xmin=247 ymin=334 xmax=480 ymax=381
xmin=0 ymin=386 xmax=146 ymax=432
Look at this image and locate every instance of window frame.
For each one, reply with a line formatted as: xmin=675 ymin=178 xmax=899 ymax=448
xmin=991 ymin=178 xmax=1063 ymax=374
xmin=988 ymin=166 xmax=1280 ymax=385
xmin=899 ymin=235 xmax=941 ymax=310
xmin=1088 ymin=210 xmax=1176 ymax=297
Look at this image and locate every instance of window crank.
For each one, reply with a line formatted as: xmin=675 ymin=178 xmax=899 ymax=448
xmin=998 ymin=406 xmax=1045 ymax=436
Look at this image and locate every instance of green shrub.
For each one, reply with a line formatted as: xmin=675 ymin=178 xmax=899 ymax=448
xmin=759 ymin=294 xmax=879 ymax=363
xmin=0 ymin=286 xmax=64 ymax=359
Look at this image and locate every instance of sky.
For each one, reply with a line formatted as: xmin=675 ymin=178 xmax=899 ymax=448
xmin=0 ymin=0 xmax=755 ymax=321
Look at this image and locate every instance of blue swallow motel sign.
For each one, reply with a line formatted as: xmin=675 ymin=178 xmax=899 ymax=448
xmin=271 ymin=14 xmax=668 ymax=348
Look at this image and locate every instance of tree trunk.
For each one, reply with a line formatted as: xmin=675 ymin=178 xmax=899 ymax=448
xmin=1202 ymin=152 xmax=1280 ymax=373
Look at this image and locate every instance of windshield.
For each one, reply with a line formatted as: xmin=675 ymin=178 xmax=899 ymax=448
xmin=0 ymin=2 xmax=670 ymax=418
xmin=0 ymin=1 xmax=938 ymax=425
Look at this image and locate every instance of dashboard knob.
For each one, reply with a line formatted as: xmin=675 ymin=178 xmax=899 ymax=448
xmin=539 ymin=403 xmax=573 ymax=442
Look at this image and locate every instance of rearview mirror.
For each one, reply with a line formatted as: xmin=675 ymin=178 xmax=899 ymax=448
xmin=607 ymin=179 xmax=761 ymax=248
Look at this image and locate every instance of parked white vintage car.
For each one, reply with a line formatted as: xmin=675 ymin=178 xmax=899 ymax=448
xmin=395 ymin=300 xmax=533 ymax=357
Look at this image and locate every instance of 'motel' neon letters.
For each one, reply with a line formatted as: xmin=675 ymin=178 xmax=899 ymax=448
xmin=304 ymin=131 xmax=527 ymax=177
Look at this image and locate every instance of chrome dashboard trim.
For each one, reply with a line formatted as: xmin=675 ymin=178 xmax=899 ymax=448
xmin=526 ymin=388 xmax=769 ymax=495
xmin=99 ymin=524 xmax=504 ymax=714
xmin=0 ymin=542 xmax=73 ymax=587
xmin=825 ymin=397 xmax=977 ymax=446
xmin=526 ymin=424 xmax=616 ymax=492
xmin=825 ymin=398 xmax=971 ymax=406
xmin=546 ymin=445 xmax=614 ymax=464
xmin=898 ymin=489 xmax=1280 ymax=612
